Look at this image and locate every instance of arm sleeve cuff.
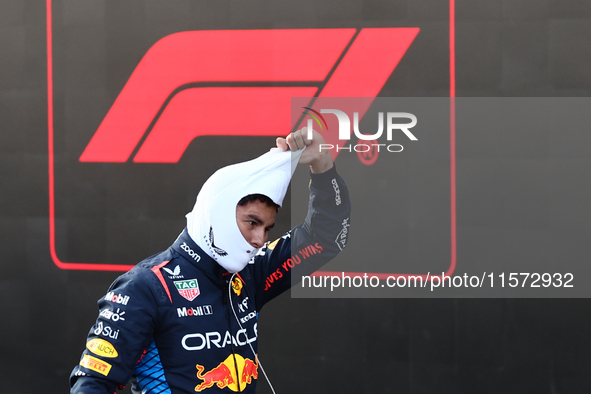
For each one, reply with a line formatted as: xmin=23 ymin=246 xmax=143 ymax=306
xmin=309 ymin=163 xmax=339 ymax=192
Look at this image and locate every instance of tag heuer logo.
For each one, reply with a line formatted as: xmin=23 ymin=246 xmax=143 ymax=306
xmin=174 ymin=279 xmax=200 ymax=301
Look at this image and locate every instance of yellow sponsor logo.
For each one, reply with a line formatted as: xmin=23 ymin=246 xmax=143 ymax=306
xmin=231 ymin=277 xmax=243 ymax=296
xmin=80 ymin=354 xmax=112 ymax=376
xmin=86 ymin=338 xmax=118 ymax=358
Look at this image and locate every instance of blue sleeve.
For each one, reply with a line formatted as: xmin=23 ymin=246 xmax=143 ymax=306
xmin=249 ymin=165 xmax=351 ymax=309
xmin=70 ymin=268 xmax=159 ymax=393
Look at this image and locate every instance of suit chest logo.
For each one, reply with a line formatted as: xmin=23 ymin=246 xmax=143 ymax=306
xmin=174 ymin=279 xmax=200 ymax=301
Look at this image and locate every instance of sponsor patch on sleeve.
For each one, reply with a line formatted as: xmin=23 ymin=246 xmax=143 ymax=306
xmin=86 ymin=338 xmax=119 ymax=358
xmin=80 ymin=354 xmax=112 ymax=376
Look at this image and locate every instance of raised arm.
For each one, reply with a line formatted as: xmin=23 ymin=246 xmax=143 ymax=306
xmin=251 ymin=128 xmax=351 ymax=306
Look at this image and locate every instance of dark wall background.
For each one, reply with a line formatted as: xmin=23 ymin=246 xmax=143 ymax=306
xmin=1 ymin=0 xmax=590 ymax=392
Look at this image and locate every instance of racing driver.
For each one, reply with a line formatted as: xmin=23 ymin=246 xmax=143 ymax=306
xmin=70 ymin=128 xmax=351 ymax=393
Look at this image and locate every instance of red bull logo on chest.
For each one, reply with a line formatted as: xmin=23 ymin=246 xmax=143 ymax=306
xmin=195 ymin=354 xmax=258 ymax=392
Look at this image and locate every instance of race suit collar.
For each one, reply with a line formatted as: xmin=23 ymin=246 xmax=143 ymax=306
xmin=172 ymin=228 xmax=226 ymax=285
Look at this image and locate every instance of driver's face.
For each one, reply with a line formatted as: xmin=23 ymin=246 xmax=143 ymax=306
xmin=236 ymin=200 xmax=277 ymax=249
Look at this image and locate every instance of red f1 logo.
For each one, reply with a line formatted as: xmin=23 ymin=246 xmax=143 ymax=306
xmin=78 ymin=28 xmax=419 ymax=163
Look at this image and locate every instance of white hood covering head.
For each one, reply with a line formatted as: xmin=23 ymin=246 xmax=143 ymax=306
xmin=186 ymin=148 xmax=304 ymax=273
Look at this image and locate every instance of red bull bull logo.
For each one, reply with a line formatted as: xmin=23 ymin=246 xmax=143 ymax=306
xmin=240 ymin=358 xmax=258 ymax=385
xmin=195 ymin=354 xmax=258 ymax=392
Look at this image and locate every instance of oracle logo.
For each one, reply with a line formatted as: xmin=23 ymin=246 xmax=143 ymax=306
xmin=78 ymin=28 xmax=419 ymax=163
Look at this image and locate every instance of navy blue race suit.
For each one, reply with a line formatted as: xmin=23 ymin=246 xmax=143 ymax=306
xmin=70 ymin=166 xmax=350 ymax=393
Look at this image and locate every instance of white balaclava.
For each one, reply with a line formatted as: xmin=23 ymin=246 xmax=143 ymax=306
xmin=186 ymin=148 xmax=304 ymax=273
